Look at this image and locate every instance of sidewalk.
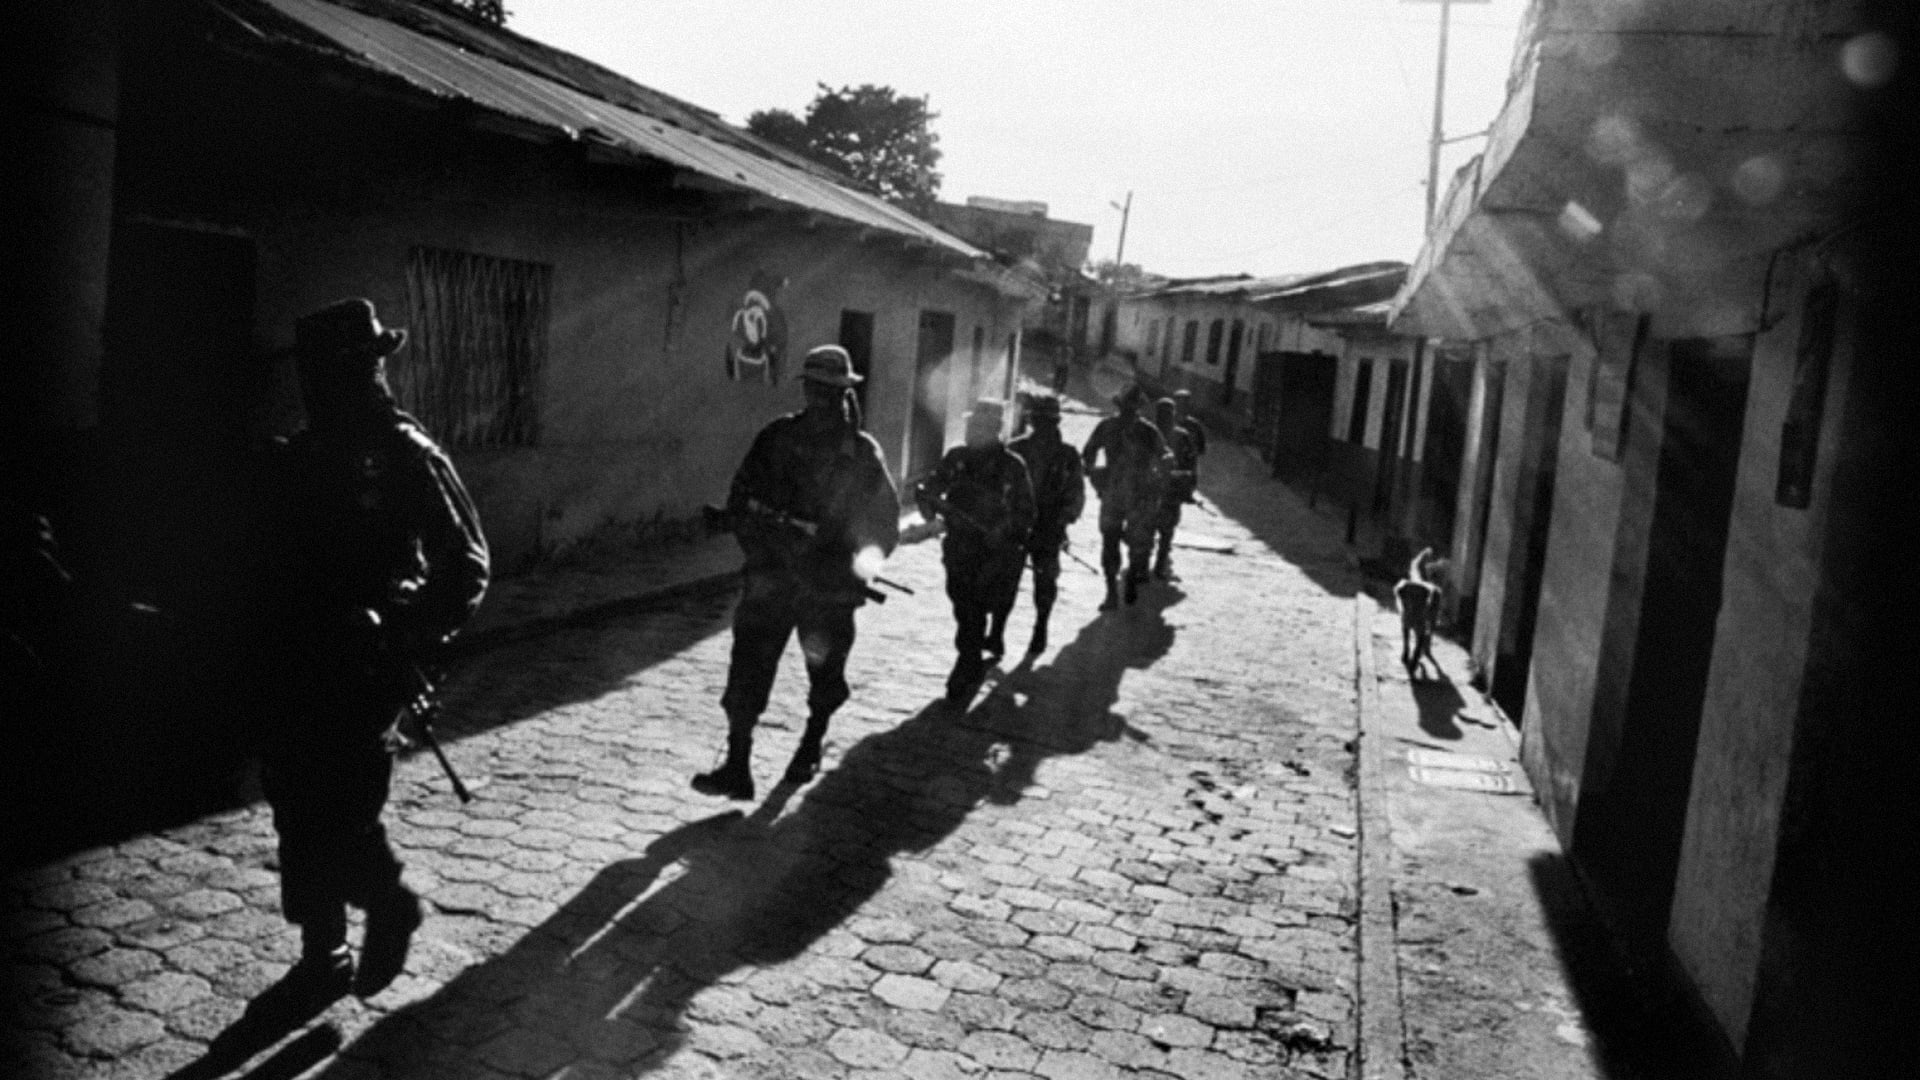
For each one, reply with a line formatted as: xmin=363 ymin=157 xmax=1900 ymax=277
xmin=458 ymin=534 xmax=744 ymax=652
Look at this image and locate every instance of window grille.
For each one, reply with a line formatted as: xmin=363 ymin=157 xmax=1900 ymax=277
xmin=400 ymin=246 xmax=551 ymax=448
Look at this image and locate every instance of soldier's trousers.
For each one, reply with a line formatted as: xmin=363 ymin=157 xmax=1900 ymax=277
xmin=1028 ymin=545 xmax=1062 ymax=613
xmin=947 ymin=541 xmax=1025 ymax=638
xmin=1097 ymin=498 xmax=1156 ymax=583
xmin=261 ymin=696 xmax=402 ymax=943
xmin=1154 ymin=496 xmax=1185 ymax=567
xmin=721 ymin=577 xmax=857 ymax=724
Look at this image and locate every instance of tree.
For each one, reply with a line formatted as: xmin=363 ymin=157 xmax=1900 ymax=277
xmin=747 ymin=84 xmax=943 ymax=210
xmin=432 ymin=0 xmax=506 ymax=25
xmin=1090 ymin=259 xmax=1154 ymax=292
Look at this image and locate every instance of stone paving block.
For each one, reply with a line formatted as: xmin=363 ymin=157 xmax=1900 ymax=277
xmin=825 ymin=1027 xmax=910 ymax=1070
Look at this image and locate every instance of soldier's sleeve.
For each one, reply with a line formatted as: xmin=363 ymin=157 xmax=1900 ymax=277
xmin=853 ymin=433 xmax=901 ymax=558
xmin=396 ymin=435 xmax=490 ymax=653
xmin=914 ymin=448 xmax=957 ymax=524
xmin=1006 ymin=451 xmax=1037 ymax=541
xmin=1063 ymin=450 xmax=1087 ymax=523
xmin=727 ymin=422 xmax=794 ymax=560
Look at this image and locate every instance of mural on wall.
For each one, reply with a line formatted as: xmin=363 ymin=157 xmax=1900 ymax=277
xmin=726 ymin=269 xmax=789 ymax=383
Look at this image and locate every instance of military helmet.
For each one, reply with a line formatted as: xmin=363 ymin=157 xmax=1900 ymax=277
xmin=1024 ymin=393 xmax=1062 ymax=420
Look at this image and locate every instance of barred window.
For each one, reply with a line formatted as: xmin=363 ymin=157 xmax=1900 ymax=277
xmin=399 ymin=246 xmax=551 ymax=448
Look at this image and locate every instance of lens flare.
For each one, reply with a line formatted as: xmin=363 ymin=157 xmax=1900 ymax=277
xmin=1842 ymin=32 xmax=1898 ymax=89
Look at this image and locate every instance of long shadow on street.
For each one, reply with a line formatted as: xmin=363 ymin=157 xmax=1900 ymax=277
xmin=178 ymin=592 xmax=1179 ymax=1079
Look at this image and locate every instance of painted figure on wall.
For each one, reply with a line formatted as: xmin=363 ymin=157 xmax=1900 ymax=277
xmin=726 ymin=269 xmax=789 ymax=384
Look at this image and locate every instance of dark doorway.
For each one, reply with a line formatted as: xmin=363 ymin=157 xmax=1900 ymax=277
xmin=1490 ymin=359 xmax=1567 ymax=720
xmin=1421 ymin=356 xmax=1473 ymax=542
xmin=101 ymin=221 xmax=260 ymax=448
xmin=1249 ymin=351 xmax=1287 ymax=459
xmin=968 ymin=324 xmax=987 ymax=404
xmin=837 ymin=309 xmax=874 ymax=422
xmin=1574 ymin=335 xmax=1752 ymax=941
xmin=1223 ymin=319 xmax=1245 ymax=405
xmin=1270 ymin=352 xmax=1338 ymax=484
xmin=911 ymin=310 xmax=956 ymax=481
xmin=94 ymin=220 xmax=261 ymax=598
xmin=1372 ymin=362 xmax=1409 ymax=516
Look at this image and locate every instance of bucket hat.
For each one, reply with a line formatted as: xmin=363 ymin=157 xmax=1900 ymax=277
xmin=801 ymin=345 xmax=863 ymax=387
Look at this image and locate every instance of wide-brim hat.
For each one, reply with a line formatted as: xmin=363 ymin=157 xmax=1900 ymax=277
xmin=295 ymin=298 xmax=407 ymax=361
xmin=801 ymin=345 xmax=863 ymax=387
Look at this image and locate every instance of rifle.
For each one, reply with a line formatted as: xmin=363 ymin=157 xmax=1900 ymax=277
xmin=702 ymin=503 xmax=912 ymax=602
xmin=394 ymin=662 xmax=472 ymax=803
xmin=1059 ymin=540 xmax=1102 ymax=575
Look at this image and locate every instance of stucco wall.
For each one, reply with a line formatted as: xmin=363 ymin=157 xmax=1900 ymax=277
xmin=116 ymin=56 xmax=1020 ymax=568
xmin=1668 ymin=256 xmax=1848 ymax=1051
xmin=1519 ymin=335 xmax=1615 ymax=842
xmin=1469 ymin=336 xmax=1567 ymax=708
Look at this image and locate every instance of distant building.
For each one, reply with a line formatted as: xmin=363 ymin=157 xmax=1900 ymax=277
xmin=922 ymin=197 xmax=1098 ymax=358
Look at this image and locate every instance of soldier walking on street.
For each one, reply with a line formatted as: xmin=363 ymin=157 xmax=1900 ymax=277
xmin=1172 ymin=388 xmax=1209 ymax=456
xmin=917 ymin=399 xmax=1035 ymax=704
xmin=1152 ymin=396 xmax=1202 ymax=581
xmin=259 ymin=298 xmax=490 ymax=1009
xmin=1008 ymin=392 xmax=1085 ymax=656
xmin=1081 ymin=385 xmax=1169 ymax=610
xmin=694 ymin=346 xmax=900 ymax=801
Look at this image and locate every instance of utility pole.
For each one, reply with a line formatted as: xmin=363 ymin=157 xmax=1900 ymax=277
xmin=1110 ymin=191 xmax=1133 ymax=268
xmin=1425 ymin=0 xmax=1451 ymax=229
xmin=1406 ymin=0 xmax=1489 ymax=230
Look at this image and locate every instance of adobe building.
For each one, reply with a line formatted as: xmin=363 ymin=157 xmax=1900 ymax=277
xmin=1390 ymin=0 xmax=1917 ymax=1074
xmin=13 ymin=0 xmax=1040 ymax=586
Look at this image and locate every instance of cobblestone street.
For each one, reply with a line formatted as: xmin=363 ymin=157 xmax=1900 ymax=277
xmin=5 ymin=409 xmax=1374 ymax=1080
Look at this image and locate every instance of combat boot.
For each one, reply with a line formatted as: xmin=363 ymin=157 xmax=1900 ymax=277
xmin=1124 ymin=571 xmax=1142 ymax=606
xmin=354 ymin=884 xmax=423 ymax=998
xmin=1100 ymin=575 xmax=1120 ymax=611
xmin=983 ymin=611 xmax=1007 ymax=662
xmin=692 ymin=714 xmax=756 ymax=800
xmin=784 ymin=712 xmax=830 ymax=785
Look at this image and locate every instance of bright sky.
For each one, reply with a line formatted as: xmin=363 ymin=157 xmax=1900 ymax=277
xmin=510 ymin=0 xmax=1532 ymax=279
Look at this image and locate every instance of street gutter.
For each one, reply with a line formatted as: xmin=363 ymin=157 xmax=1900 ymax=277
xmin=1354 ymin=592 xmax=1410 ymax=1080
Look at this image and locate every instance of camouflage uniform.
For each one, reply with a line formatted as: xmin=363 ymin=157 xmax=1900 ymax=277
xmin=916 ymin=402 xmax=1034 ymax=701
xmin=1007 ymin=394 xmax=1085 ymax=655
xmin=697 ymin=346 xmax=899 ymax=801
xmin=1081 ymin=388 xmax=1169 ymax=608
xmin=263 ymin=298 xmax=489 ymax=1001
xmin=1153 ymin=397 xmax=1202 ymax=580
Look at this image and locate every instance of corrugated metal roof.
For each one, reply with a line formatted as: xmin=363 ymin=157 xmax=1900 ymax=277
xmin=213 ymin=0 xmax=983 ymax=260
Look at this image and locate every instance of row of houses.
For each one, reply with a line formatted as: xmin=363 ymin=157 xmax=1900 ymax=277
xmin=15 ymin=0 xmax=1052 ymax=592
xmin=9 ymin=0 xmax=1074 ymax=825
xmin=1380 ymin=1 xmax=1915 ymax=1075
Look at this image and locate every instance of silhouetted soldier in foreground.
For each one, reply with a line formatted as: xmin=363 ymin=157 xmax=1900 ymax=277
xmin=917 ymin=399 xmax=1035 ymax=703
xmin=695 ymin=345 xmax=900 ymax=801
xmin=1008 ymin=393 xmax=1085 ymax=655
xmin=1081 ymin=385 xmax=1169 ymax=610
xmin=1152 ymin=396 xmax=1201 ymax=581
xmin=259 ymin=298 xmax=489 ymax=1010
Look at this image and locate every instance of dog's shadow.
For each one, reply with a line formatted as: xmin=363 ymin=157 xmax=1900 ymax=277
xmin=1411 ymin=675 xmax=1471 ymax=741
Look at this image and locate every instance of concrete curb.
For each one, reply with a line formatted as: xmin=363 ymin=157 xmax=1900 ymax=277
xmin=1354 ymin=593 xmax=1409 ymax=1080
xmin=450 ymin=568 xmax=743 ymax=658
